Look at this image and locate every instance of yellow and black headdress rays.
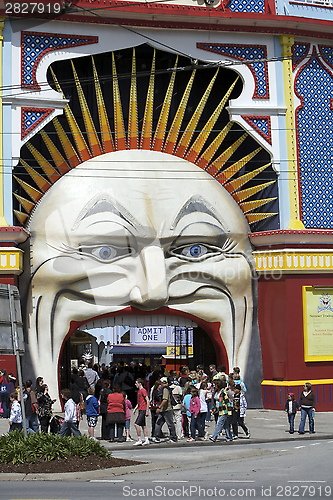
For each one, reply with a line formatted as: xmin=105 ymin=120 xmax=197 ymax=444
xmin=14 ymin=48 xmax=277 ymax=226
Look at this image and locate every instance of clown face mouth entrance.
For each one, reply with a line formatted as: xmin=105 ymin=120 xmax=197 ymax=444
xmin=58 ymin=314 xmax=220 ymax=391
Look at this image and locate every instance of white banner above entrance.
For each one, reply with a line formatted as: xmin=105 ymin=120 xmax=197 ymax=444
xmin=130 ymin=326 xmax=194 ymax=346
xmin=130 ymin=326 xmax=172 ymax=344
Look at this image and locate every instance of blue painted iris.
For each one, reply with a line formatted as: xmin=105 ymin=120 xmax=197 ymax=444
xmin=177 ymin=244 xmax=210 ymax=259
xmin=90 ymin=245 xmax=117 ymax=261
xmin=99 ymin=247 xmax=112 ymax=259
xmin=190 ymin=245 xmax=203 ymax=257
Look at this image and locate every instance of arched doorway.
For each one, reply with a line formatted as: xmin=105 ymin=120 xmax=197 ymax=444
xmin=58 ymin=314 xmax=220 ymax=391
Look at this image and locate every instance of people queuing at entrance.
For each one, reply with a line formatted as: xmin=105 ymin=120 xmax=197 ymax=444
xmin=1 ymin=363 xmax=249 ymax=440
xmin=0 ymin=362 xmax=318 ymax=441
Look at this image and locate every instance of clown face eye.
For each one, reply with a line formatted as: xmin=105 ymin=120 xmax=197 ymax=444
xmin=169 ymin=243 xmax=221 ymax=261
xmin=93 ymin=246 xmax=114 ymax=260
xmin=185 ymin=244 xmax=208 ymax=258
xmin=78 ymin=243 xmax=135 ymax=263
xmin=188 ymin=245 xmax=207 ymax=257
xmin=91 ymin=246 xmax=117 ymax=261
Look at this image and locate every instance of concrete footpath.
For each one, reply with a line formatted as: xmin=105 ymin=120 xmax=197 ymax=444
xmin=0 ymin=409 xmax=332 ymax=480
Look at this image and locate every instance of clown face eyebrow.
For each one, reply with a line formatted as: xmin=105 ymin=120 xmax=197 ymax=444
xmin=72 ymin=196 xmax=141 ymax=231
xmin=171 ymin=195 xmax=225 ymax=230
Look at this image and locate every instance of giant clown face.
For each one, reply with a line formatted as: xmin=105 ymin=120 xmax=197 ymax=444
xmin=27 ymin=150 xmax=256 ymax=404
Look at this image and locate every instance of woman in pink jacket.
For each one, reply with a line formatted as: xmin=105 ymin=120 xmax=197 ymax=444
xmin=188 ymin=387 xmax=201 ymax=442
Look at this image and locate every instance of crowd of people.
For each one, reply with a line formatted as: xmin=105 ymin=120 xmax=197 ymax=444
xmin=67 ymin=362 xmax=252 ymax=444
xmin=71 ymin=362 xmax=250 ymax=444
xmin=0 ymin=365 xmax=317 ymax=442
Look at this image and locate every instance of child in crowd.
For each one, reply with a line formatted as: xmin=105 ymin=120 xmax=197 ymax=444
xmin=188 ymin=387 xmax=201 ymax=442
xmin=234 ymin=375 xmax=247 ymax=393
xmin=59 ymin=388 xmax=81 ymax=436
xmin=182 ymin=386 xmax=192 ymax=438
xmin=285 ymin=392 xmax=299 ymax=434
xmin=85 ymin=387 xmax=100 ymax=440
xmin=133 ymin=378 xmax=150 ymax=446
xmin=232 ymin=385 xmax=250 ymax=439
xmin=123 ymin=392 xmax=133 ymax=442
xmin=9 ymin=392 xmax=22 ymax=432
xmin=233 ymin=366 xmax=243 ymax=382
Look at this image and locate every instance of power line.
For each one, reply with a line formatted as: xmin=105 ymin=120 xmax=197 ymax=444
xmin=0 ymin=45 xmax=317 ymax=95
xmin=0 ymin=127 xmax=312 ymax=135
xmin=66 ymin=0 xmax=186 ymax=14
xmin=64 ymin=1 xmax=205 ymax=61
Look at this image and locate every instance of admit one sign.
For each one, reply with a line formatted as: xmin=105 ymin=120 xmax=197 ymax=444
xmin=130 ymin=326 xmax=170 ymax=345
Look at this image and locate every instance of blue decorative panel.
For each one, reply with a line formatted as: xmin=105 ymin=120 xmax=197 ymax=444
xmin=228 ymin=0 xmax=265 ymax=13
xmin=21 ymin=107 xmax=54 ymax=139
xmin=197 ymin=43 xmax=269 ymax=99
xmin=24 ymin=110 xmax=42 ymax=130
xmin=21 ymin=31 xmax=98 ymax=89
xmin=292 ymin=43 xmax=310 ymax=71
xmin=242 ymin=115 xmax=272 ymax=144
xmin=319 ymin=45 xmax=333 ymax=71
xmin=295 ymin=54 xmax=333 ymax=228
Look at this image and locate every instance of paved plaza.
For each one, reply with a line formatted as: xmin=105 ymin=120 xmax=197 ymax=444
xmin=1 ymin=408 xmax=332 ymax=450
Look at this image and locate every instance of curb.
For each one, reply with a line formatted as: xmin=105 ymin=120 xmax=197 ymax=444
xmin=0 ymin=462 xmax=172 ymax=481
xmin=101 ymin=432 xmax=333 ymax=451
xmin=1 ymin=434 xmax=333 ymax=481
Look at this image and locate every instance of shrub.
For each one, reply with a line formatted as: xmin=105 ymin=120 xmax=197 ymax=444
xmin=0 ymin=431 xmax=112 ymax=464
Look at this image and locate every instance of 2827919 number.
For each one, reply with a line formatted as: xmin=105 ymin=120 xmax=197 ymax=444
xmin=5 ymin=2 xmax=62 ymax=14
xmin=276 ymin=485 xmax=332 ymax=496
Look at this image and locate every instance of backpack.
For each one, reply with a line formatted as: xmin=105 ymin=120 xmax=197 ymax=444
xmin=170 ymin=385 xmax=183 ymax=406
xmin=169 ymin=388 xmax=178 ymax=407
xmin=123 ymin=373 xmax=134 ymax=388
xmin=158 ymin=385 xmax=177 ymax=407
xmin=0 ymin=382 xmax=9 ymax=396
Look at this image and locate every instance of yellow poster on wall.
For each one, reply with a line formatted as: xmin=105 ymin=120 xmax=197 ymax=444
xmin=303 ymin=286 xmax=333 ymax=361
xmin=166 ymin=346 xmax=194 ymax=356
